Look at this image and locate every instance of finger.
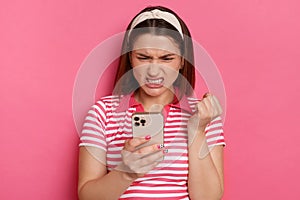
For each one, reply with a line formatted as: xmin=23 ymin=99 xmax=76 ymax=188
xmin=140 ymin=149 xmax=164 ymax=165
xmin=123 ymin=140 xmax=135 ymax=152
xmin=204 ymin=95 xmax=218 ymax=118
xmin=212 ymin=95 xmax=223 ymax=116
xmin=202 ymin=97 xmax=214 ymax=116
xmin=121 ymin=149 xmax=141 ymax=165
xmin=135 ymin=143 xmax=163 ymax=155
xmin=124 ymin=136 xmax=151 ymax=151
xmin=206 ymin=94 xmax=222 ymax=119
xmin=196 ymin=101 xmax=207 ymax=116
xmin=131 ymin=150 xmax=164 ymax=171
xmin=122 ymin=144 xmax=164 ymax=164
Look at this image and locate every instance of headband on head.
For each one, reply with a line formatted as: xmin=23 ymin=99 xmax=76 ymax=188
xmin=127 ymin=9 xmax=184 ymax=40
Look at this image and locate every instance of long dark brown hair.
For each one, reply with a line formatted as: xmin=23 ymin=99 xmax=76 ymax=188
xmin=113 ymin=6 xmax=195 ymax=97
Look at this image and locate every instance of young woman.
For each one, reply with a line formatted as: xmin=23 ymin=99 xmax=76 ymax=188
xmin=78 ymin=6 xmax=225 ymax=200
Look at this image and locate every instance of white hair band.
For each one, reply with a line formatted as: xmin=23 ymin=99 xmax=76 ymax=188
xmin=128 ymin=9 xmax=184 ymax=39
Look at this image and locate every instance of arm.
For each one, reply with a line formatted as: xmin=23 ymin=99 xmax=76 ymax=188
xmin=188 ymin=130 xmax=224 ymax=200
xmin=78 ymin=138 xmax=164 ymax=200
xmin=187 ymin=93 xmax=225 ymax=200
xmin=77 ymin=101 xmax=134 ymax=200
xmin=78 ymin=147 xmax=135 ymax=200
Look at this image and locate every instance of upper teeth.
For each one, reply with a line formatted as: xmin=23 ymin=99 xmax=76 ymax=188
xmin=147 ymin=78 xmax=163 ymax=84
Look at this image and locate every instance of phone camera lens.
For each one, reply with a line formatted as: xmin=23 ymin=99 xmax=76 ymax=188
xmin=134 ymin=117 xmax=139 ymax=121
xmin=134 ymin=122 xmax=140 ymax=126
xmin=140 ymin=119 xmax=146 ymax=123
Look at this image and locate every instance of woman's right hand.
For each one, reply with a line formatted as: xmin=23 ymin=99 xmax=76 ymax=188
xmin=117 ymin=136 xmax=165 ymax=180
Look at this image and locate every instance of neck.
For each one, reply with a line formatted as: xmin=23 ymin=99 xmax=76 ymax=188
xmin=135 ymin=87 xmax=175 ymax=112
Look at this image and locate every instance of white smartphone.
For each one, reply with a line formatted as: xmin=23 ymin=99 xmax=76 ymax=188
xmin=132 ymin=112 xmax=164 ymax=149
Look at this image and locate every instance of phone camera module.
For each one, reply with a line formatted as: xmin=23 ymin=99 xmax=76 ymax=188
xmin=140 ymin=119 xmax=146 ymax=126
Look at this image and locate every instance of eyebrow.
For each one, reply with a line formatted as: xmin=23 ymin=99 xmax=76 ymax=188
xmin=135 ymin=53 xmax=176 ymax=58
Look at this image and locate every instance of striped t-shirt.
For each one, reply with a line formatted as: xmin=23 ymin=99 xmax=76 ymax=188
xmin=79 ymin=92 xmax=225 ymax=199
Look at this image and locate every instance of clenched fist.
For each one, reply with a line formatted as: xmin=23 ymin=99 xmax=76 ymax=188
xmin=188 ymin=93 xmax=223 ymax=136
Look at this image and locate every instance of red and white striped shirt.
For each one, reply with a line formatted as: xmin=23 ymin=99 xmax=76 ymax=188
xmin=79 ymin=92 xmax=225 ymax=199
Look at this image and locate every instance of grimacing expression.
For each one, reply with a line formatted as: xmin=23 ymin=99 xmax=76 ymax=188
xmin=130 ymin=34 xmax=183 ymax=97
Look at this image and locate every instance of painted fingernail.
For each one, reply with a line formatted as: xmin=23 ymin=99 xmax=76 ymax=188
xmin=145 ymin=135 xmax=151 ymax=140
xmin=203 ymin=93 xmax=209 ymax=98
xmin=157 ymin=144 xmax=164 ymax=149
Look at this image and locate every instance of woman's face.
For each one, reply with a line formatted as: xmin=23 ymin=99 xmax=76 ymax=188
xmin=130 ymin=34 xmax=183 ymax=98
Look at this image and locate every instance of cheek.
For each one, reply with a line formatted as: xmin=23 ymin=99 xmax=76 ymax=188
xmin=132 ymin=67 xmax=145 ymax=82
xmin=173 ymin=59 xmax=182 ymax=70
xmin=165 ymin=59 xmax=181 ymax=71
xmin=164 ymin=61 xmax=181 ymax=75
xmin=131 ymin=56 xmax=145 ymax=68
xmin=163 ymin=67 xmax=180 ymax=84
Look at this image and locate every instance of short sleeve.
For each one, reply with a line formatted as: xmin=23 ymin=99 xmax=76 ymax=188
xmin=79 ymin=100 xmax=107 ymax=152
xmin=204 ymin=116 xmax=226 ymax=149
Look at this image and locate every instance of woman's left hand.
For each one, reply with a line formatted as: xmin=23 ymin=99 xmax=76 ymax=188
xmin=188 ymin=93 xmax=223 ymax=135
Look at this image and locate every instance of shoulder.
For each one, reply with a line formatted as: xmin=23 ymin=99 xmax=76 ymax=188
xmin=96 ymin=94 xmax=122 ymax=106
xmin=95 ymin=94 xmax=123 ymax=107
xmin=88 ymin=94 xmax=123 ymax=117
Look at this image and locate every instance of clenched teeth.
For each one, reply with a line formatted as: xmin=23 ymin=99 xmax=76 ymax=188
xmin=146 ymin=78 xmax=163 ymax=84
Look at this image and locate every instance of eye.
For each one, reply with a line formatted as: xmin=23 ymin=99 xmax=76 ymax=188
xmin=161 ymin=57 xmax=174 ymax=61
xmin=137 ymin=56 xmax=150 ymax=60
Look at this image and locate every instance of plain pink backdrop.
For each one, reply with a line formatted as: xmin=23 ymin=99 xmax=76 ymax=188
xmin=1 ymin=0 xmax=300 ymax=199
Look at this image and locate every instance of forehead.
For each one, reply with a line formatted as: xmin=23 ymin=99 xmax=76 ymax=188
xmin=132 ymin=34 xmax=181 ymax=55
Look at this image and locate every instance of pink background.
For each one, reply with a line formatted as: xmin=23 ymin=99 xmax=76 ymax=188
xmin=1 ymin=0 xmax=299 ymax=199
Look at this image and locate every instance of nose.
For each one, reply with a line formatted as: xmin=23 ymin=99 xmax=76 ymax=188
xmin=147 ymin=63 xmax=160 ymax=77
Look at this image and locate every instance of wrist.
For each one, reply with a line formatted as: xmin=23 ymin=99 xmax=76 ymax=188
xmin=122 ymin=171 xmax=139 ymax=182
xmin=197 ymin=125 xmax=207 ymax=133
xmin=188 ymin=125 xmax=206 ymax=138
xmin=188 ymin=128 xmax=207 ymax=147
